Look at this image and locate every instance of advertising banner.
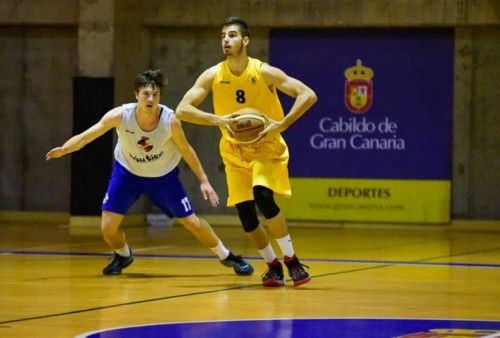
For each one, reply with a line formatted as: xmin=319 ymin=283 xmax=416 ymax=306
xmin=270 ymin=29 xmax=453 ymax=223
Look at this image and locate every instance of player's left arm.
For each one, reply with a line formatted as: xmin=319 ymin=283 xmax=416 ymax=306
xmin=170 ymin=116 xmax=219 ymax=207
xmin=261 ymin=63 xmax=317 ymax=133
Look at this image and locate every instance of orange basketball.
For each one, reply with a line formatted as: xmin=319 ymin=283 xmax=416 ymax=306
xmin=228 ymin=108 xmax=268 ymax=144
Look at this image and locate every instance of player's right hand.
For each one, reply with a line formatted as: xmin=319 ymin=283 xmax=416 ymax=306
xmin=45 ymin=147 xmax=66 ymax=160
xmin=218 ymin=114 xmax=238 ymax=135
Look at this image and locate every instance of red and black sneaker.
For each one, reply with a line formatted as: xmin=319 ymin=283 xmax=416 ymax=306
xmin=261 ymin=258 xmax=285 ymax=287
xmin=284 ymin=255 xmax=310 ymax=286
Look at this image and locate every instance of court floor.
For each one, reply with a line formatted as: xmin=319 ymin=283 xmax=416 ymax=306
xmin=0 ymin=220 xmax=499 ymax=337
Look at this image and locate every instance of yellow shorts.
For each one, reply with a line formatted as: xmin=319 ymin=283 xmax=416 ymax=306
xmin=220 ymin=136 xmax=291 ymax=207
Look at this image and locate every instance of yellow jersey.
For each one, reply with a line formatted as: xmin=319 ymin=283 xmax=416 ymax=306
xmin=212 ymin=57 xmax=285 ymax=142
xmin=211 ymin=57 xmax=291 ymax=205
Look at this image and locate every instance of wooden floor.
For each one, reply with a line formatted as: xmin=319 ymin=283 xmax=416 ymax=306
xmin=0 ymin=220 xmax=499 ymax=337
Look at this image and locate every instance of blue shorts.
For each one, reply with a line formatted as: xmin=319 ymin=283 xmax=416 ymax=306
xmin=101 ymin=161 xmax=194 ymax=218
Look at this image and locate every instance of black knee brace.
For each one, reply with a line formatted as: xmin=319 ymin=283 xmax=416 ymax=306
xmin=253 ymin=185 xmax=280 ymax=219
xmin=235 ymin=200 xmax=259 ymax=233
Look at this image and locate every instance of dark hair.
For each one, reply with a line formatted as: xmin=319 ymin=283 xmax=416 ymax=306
xmin=134 ymin=69 xmax=166 ymax=93
xmin=223 ymin=17 xmax=251 ymax=38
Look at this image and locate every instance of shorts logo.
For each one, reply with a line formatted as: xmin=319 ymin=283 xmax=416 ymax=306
xmin=344 ymin=59 xmax=374 ymax=114
xmin=137 ymin=136 xmax=153 ymax=152
xmin=102 ymin=192 xmax=109 ymax=204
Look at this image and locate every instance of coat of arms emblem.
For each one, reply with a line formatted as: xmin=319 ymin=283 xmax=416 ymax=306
xmin=344 ymin=59 xmax=374 ymax=114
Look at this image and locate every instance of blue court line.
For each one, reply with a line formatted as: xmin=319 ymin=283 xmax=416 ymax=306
xmin=1 ymin=249 xmax=500 ymax=269
xmin=75 ymin=317 xmax=500 ymax=338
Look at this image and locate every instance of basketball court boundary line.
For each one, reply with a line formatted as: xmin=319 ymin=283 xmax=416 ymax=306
xmin=2 ymin=248 xmax=500 ymax=268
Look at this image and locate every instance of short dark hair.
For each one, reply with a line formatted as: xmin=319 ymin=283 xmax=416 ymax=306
xmin=134 ymin=69 xmax=166 ymax=93
xmin=223 ymin=17 xmax=251 ymax=38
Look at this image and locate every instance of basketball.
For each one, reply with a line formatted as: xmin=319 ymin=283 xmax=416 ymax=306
xmin=228 ymin=108 xmax=268 ymax=144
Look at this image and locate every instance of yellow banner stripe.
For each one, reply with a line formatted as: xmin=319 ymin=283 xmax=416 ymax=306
xmin=277 ymin=178 xmax=450 ymax=223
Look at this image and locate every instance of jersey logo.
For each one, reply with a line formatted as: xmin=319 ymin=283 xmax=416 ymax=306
xmin=219 ymin=80 xmax=231 ymax=84
xmin=137 ymin=136 xmax=153 ymax=152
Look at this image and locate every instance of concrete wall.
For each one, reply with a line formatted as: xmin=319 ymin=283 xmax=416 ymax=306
xmin=453 ymin=27 xmax=500 ymax=218
xmin=0 ymin=0 xmax=499 ymax=219
xmin=0 ymin=25 xmax=77 ymax=211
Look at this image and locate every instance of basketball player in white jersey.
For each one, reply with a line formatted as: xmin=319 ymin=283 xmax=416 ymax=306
xmin=46 ymin=69 xmax=253 ymax=276
xmin=176 ymin=17 xmax=317 ymax=286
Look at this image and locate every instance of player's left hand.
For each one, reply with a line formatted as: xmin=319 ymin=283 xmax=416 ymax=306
xmin=257 ymin=118 xmax=282 ymax=139
xmin=200 ymin=182 xmax=220 ymax=207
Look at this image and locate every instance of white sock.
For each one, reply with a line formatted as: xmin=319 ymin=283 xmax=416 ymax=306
xmin=210 ymin=240 xmax=230 ymax=260
xmin=258 ymin=243 xmax=277 ymax=263
xmin=276 ymin=234 xmax=295 ymax=258
xmin=115 ymin=243 xmax=131 ymax=257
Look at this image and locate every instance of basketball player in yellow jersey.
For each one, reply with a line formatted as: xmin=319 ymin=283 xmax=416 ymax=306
xmin=176 ymin=17 xmax=317 ymax=287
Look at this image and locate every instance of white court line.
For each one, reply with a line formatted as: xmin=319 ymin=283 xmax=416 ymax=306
xmin=131 ymin=246 xmax=174 ymax=252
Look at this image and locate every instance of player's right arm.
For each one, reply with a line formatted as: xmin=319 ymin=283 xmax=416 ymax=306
xmin=175 ymin=66 xmax=228 ymax=127
xmin=45 ymin=107 xmax=122 ymax=160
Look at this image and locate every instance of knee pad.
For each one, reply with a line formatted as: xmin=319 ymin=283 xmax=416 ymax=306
xmin=235 ymin=200 xmax=259 ymax=233
xmin=253 ymin=185 xmax=280 ymax=219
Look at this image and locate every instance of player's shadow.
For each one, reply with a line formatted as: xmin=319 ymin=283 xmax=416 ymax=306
xmin=119 ymin=272 xmax=231 ymax=279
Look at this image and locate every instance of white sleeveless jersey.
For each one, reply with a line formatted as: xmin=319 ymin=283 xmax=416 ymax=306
xmin=114 ymin=103 xmax=182 ymax=177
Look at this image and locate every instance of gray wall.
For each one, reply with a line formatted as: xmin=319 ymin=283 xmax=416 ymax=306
xmin=0 ymin=25 xmax=77 ymax=211
xmin=454 ymin=27 xmax=500 ymax=218
xmin=0 ymin=0 xmax=499 ymax=219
